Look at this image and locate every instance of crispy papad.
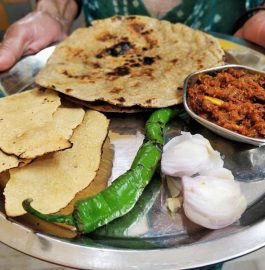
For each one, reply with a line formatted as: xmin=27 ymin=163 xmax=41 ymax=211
xmin=36 ymin=15 xmax=224 ymax=108
xmin=0 ymin=151 xmax=19 ymax=174
xmin=0 ymin=89 xmax=85 ymax=160
xmin=12 ymin=137 xmax=113 ymax=238
xmin=53 ymin=104 xmax=85 ymax=139
xmin=4 ymin=110 xmax=109 ymax=217
xmin=0 ymin=104 xmax=84 ymax=174
xmin=0 ymin=88 xmax=69 ymax=159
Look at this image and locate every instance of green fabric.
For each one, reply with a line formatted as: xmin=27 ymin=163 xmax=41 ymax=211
xmin=82 ymin=0 xmax=264 ymax=34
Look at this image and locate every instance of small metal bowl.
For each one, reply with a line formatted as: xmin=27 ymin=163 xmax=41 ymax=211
xmin=183 ymin=64 xmax=265 ymax=146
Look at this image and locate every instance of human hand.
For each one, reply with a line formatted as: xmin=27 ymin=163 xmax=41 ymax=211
xmin=234 ymin=10 xmax=265 ymax=48
xmin=0 ymin=11 xmax=69 ymax=72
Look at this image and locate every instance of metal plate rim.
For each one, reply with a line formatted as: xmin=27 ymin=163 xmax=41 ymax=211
xmin=1 ymin=210 xmax=265 ymax=269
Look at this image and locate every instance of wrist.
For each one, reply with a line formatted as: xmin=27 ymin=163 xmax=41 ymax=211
xmin=35 ymin=0 xmax=78 ymax=32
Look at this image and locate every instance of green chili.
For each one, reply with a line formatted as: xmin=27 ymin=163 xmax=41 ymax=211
xmin=23 ymin=107 xmax=182 ymax=234
xmin=94 ymin=176 xmax=161 ymax=237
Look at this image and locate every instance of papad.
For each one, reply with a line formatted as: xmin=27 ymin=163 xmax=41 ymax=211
xmin=4 ymin=110 xmax=109 ymax=216
xmin=0 ymin=89 xmax=85 ymax=160
xmin=0 ymin=88 xmax=69 ymax=159
xmin=13 ymin=137 xmax=113 ymax=238
xmin=0 ymin=151 xmax=19 ymax=173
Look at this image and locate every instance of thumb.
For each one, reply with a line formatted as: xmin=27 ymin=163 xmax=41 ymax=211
xmin=0 ymin=29 xmax=29 ymax=71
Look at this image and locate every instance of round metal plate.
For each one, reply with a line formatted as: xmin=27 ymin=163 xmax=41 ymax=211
xmin=1 ymin=35 xmax=265 ymax=269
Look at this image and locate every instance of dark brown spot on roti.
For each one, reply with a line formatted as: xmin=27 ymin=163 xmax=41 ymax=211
xmin=131 ymin=63 xmax=141 ymax=67
xmin=107 ymin=66 xmax=130 ymax=76
xmin=106 ymin=41 xmax=133 ymax=57
xmin=116 ymin=97 xmax=126 ymax=103
xmin=96 ymin=41 xmax=134 ymax=58
xmin=110 ymin=87 xmax=123 ymax=94
xmin=171 ymin=59 xmax=179 ymax=64
xmin=93 ymin=62 xmax=101 ymax=68
xmin=65 ymin=46 xmax=85 ymax=58
xmin=62 ymin=70 xmax=95 ymax=82
xmin=65 ymin=88 xmax=73 ymax=93
xmin=141 ymin=29 xmax=153 ymax=35
xmin=130 ymin=23 xmax=146 ymax=33
xmin=144 ymin=36 xmax=158 ymax=48
xmin=145 ymin=99 xmax=153 ymax=104
xmin=96 ymin=32 xmax=117 ymax=41
xmin=143 ymin=57 xmax=154 ymax=65
xmin=130 ymin=68 xmax=154 ymax=79
xmin=125 ymin=16 xmax=136 ymax=20
xmin=132 ymin=82 xmax=140 ymax=87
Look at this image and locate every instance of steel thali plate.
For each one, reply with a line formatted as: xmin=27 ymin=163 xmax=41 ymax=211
xmin=1 ymin=35 xmax=265 ymax=269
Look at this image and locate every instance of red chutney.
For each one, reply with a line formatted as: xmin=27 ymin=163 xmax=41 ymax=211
xmin=187 ymin=68 xmax=265 ymax=138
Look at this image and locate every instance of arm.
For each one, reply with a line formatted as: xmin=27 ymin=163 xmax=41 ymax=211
xmin=234 ymin=4 xmax=265 ymax=48
xmin=0 ymin=0 xmax=78 ymax=71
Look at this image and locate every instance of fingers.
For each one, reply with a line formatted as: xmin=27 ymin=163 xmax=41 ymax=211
xmin=0 ymin=11 xmax=67 ymax=72
xmin=234 ymin=11 xmax=265 ymax=48
xmin=0 ymin=27 xmax=29 ymax=71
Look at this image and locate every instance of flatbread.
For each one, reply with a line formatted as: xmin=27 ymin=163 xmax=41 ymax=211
xmin=13 ymin=137 xmax=113 ymax=238
xmin=4 ymin=110 xmax=109 ymax=217
xmin=0 ymin=88 xmax=86 ymax=160
xmin=53 ymin=104 xmax=85 ymax=139
xmin=62 ymin=94 xmax=151 ymax=113
xmin=0 ymin=151 xmax=19 ymax=173
xmin=36 ymin=15 xmax=224 ymax=108
xmin=0 ymin=88 xmax=69 ymax=159
xmin=0 ymin=102 xmax=84 ymax=174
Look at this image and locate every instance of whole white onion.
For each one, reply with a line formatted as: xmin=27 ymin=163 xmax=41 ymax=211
xmin=161 ymin=132 xmax=223 ymax=177
xmin=182 ymin=175 xmax=247 ymax=229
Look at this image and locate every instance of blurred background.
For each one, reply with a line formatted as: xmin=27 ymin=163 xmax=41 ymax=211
xmin=0 ymin=0 xmax=33 ymax=40
xmin=0 ymin=0 xmax=83 ymax=40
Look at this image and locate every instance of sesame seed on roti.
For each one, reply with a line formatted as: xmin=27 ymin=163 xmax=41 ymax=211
xmin=35 ymin=15 xmax=224 ymax=109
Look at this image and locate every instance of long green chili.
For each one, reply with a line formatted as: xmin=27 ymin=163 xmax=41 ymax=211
xmin=23 ymin=107 xmax=182 ymax=234
xmin=94 ymin=176 xmax=161 ymax=237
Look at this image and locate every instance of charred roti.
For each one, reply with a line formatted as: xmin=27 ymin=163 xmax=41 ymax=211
xmin=36 ymin=16 xmax=224 ymax=109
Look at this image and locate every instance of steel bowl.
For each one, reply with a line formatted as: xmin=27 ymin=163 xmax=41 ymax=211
xmin=183 ymin=64 xmax=265 ymax=146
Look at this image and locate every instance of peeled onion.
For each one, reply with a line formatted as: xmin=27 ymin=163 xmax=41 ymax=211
xmin=161 ymin=132 xmax=223 ymax=177
xmin=182 ymin=175 xmax=247 ymax=229
xmin=199 ymin=167 xmax=234 ymax=180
